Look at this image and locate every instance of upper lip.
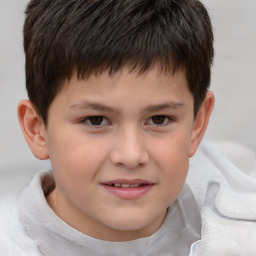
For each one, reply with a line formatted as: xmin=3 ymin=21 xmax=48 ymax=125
xmin=101 ymin=179 xmax=154 ymax=185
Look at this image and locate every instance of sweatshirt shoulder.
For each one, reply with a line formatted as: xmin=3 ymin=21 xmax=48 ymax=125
xmin=186 ymin=141 xmax=256 ymax=256
xmin=0 ymin=194 xmax=42 ymax=255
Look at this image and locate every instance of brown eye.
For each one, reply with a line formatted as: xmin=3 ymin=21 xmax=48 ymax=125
xmin=152 ymin=116 xmax=167 ymax=125
xmin=147 ymin=115 xmax=171 ymax=126
xmin=84 ymin=116 xmax=109 ymax=126
xmin=89 ymin=116 xmax=104 ymax=125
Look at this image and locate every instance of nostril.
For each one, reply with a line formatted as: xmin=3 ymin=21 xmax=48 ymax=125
xmin=109 ymin=148 xmax=149 ymax=169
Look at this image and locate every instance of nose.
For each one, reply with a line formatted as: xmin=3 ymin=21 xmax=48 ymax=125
xmin=109 ymin=126 xmax=149 ymax=169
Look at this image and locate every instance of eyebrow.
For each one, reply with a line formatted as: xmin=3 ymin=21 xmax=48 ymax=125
xmin=69 ymin=102 xmax=184 ymax=114
xmin=142 ymin=102 xmax=184 ymax=114
xmin=69 ymin=103 xmax=117 ymax=113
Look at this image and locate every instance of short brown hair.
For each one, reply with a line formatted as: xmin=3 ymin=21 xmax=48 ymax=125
xmin=24 ymin=0 xmax=214 ymax=124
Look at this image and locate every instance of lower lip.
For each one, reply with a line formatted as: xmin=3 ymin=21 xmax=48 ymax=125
xmin=101 ymin=184 xmax=153 ymax=199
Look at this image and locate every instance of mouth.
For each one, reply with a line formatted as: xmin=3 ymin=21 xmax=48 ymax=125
xmin=101 ymin=180 xmax=154 ymax=199
xmin=106 ymin=183 xmax=149 ymax=188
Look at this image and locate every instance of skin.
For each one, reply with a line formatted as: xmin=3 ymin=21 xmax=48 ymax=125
xmin=18 ymin=66 xmax=214 ymax=242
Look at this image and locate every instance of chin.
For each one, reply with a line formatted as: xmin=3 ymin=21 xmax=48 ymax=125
xmin=106 ymin=212 xmax=157 ymax=234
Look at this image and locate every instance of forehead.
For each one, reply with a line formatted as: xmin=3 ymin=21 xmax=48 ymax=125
xmin=48 ymin=67 xmax=193 ymax=118
xmin=63 ymin=66 xmax=188 ymax=92
xmin=60 ymin=67 xmax=188 ymax=97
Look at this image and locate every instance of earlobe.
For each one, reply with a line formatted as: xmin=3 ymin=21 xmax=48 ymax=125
xmin=17 ymin=100 xmax=49 ymax=160
xmin=189 ymin=91 xmax=215 ymax=157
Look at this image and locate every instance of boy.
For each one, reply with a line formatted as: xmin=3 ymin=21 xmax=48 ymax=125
xmin=1 ymin=0 xmax=255 ymax=255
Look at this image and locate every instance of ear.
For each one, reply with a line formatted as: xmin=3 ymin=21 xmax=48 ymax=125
xmin=17 ymin=100 xmax=49 ymax=160
xmin=189 ymin=91 xmax=215 ymax=157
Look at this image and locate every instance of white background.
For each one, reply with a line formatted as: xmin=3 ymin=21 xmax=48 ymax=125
xmin=0 ymin=0 xmax=256 ymax=176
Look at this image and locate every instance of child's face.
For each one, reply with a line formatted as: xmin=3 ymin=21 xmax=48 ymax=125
xmin=43 ymin=67 xmax=198 ymax=241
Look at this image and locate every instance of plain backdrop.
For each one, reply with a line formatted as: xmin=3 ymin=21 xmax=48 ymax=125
xmin=0 ymin=0 xmax=256 ymax=179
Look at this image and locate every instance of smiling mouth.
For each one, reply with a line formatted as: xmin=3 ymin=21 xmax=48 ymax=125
xmin=101 ymin=181 xmax=154 ymax=199
xmin=106 ymin=183 xmax=148 ymax=188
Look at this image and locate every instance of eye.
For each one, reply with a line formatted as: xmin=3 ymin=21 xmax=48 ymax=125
xmin=147 ymin=115 xmax=172 ymax=126
xmin=82 ymin=116 xmax=110 ymax=127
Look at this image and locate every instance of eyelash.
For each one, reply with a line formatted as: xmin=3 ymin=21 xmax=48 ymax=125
xmin=146 ymin=115 xmax=173 ymax=126
xmin=80 ymin=115 xmax=174 ymax=128
xmin=81 ymin=116 xmax=110 ymax=127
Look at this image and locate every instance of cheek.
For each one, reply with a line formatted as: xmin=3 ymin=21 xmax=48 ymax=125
xmin=47 ymin=131 xmax=109 ymax=185
xmin=151 ymin=130 xmax=192 ymax=166
xmin=151 ymin=132 xmax=191 ymax=196
xmin=159 ymin=148 xmax=189 ymax=186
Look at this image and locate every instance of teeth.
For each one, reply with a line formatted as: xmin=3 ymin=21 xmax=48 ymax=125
xmin=130 ymin=184 xmax=140 ymax=188
xmin=121 ymin=184 xmax=130 ymax=188
xmin=111 ymin=183 xmax=142 ymax=188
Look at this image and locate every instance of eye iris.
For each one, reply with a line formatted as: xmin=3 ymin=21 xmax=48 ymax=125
xmin=90 ymin=116 xmax=103 ymax=125
xmin=152 ymin=116 xmax=165 ymax=124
